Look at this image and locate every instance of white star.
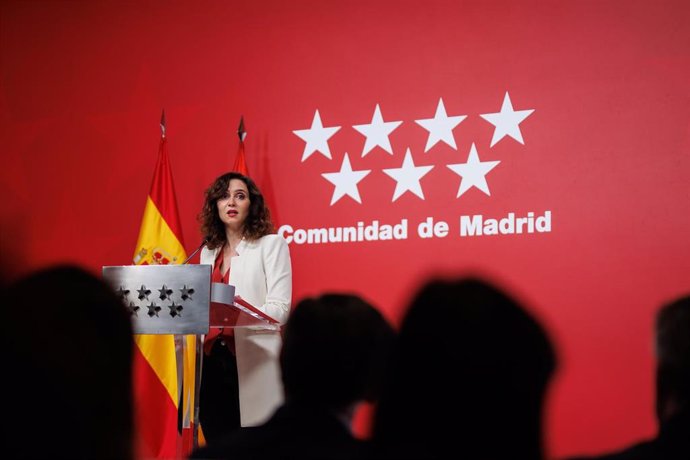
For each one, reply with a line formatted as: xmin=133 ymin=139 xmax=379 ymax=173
xmin=293 ymin=110 xmax=341 ymax=161
xmin=447 ymin=143 xmax=500 ymax=197
xmin=321 ymin=153 xmax=371 ymax=205
xmin=480 ymin=92 xmax=534 ymax=147
xmin=352 ymin=104 xmax=402 ymax=157
xmin=415 ymin=98 xmax=466 ymax=152
xmin=382 ymin=148 xmax=434 ymax=201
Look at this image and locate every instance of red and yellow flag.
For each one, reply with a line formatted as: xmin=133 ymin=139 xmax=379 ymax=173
xmin=132 ymin=111 xmax=194 ymax=458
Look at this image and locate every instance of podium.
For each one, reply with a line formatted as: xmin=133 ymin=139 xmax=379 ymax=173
xmin=101 ymin=264 xmax=278 ymax=451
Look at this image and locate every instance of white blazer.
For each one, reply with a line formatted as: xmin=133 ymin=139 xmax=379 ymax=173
xmin=200 ymin=234 xmax=292 ymax=426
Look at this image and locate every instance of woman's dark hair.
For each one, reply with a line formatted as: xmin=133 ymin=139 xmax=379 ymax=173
xmin=198 ymin=172 xmax=274 ymax=248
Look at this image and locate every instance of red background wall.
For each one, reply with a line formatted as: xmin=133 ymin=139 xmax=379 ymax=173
xmin=2 ymin=1 xmax=689 ymax=458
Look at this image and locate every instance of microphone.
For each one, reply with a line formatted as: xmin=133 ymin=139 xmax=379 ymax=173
xmin=183 ymin=238 xmax=208 ymax=264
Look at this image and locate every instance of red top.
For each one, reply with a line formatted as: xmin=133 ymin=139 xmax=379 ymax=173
xmin=212 ymin=246 xmax=230 ymax=284
xmin=204 ymin=247 xmax=234 ymax=355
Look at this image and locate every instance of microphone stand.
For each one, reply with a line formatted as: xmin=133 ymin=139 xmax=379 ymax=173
xmin=182 ymin=239 xmax=208 ymax=264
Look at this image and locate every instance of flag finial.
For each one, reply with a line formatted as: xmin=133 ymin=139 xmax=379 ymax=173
xmin=160 ymin=110 xmax=166 ymax=138
xmin=237 ymin=116 xmax=246 ymax=142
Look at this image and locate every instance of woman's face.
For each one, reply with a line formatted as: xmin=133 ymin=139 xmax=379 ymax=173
xmin=216 ymin=178 xmax=251 ymax=231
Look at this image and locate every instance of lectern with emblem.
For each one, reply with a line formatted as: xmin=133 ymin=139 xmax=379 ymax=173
xmin=101 ymin=264 xmax=278 ymax=450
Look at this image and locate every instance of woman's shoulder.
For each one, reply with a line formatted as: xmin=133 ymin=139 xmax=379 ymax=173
xmin=255 ymin=233 xmax=283 ymax=242
xmin=199 ymin=245 xmax=218 ymax=263
xmin=252 ymin=234 xmax=289 ymax=250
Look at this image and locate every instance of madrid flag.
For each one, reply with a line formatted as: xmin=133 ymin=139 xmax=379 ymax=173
xmin=131 ymin=112 xmax=188 ymax=459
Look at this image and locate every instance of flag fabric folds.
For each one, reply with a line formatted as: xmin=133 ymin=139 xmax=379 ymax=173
xmin=131 ymin=112 xmax=192 ymax=459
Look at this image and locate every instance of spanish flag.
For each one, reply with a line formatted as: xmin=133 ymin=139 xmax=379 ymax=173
xmin=131 ymin=111 xmax=194 ymax=458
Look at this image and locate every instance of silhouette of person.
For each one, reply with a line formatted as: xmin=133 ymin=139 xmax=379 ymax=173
xmin=567 ymin=294 xmax=690 ymax=460
xmin=369 ymin=277 xmax=557 ymax=460
xmin=189 ymin=293 xmax=396 ymax=460
xmin=1 ymin=265 xmax=135 ymax=460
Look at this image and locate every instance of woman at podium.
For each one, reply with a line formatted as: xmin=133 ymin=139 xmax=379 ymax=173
xmin=197 ymin=171 xmax=292 ymax=443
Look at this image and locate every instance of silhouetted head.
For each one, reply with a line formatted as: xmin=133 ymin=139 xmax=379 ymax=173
xmin=280 ymin=293 xmax=395 ymax=412
xmin=2 ymin=265 xmax=134 ymax=460
xmin=655 ymin=294 xmax=690 ymax=422
xmin=372 ymin=277 xmax=556 ymax=460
